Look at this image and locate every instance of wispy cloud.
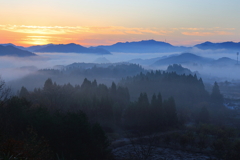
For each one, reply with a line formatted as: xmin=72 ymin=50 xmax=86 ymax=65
xmin=214 ymin=31 xmax=234 ymax=35
xmin=0 ymin=25 xmax=237 ymax=46
xmin=182 ymin=31 xmax=233 ymax=36
xmin=182 ymin=32 xmax=214 ymax=36
xmin=180 ymin=27 xmax=235 ymax=36
xmin=180 ymin=27 xmax=235 ymax=31
xmin=0 ymin=24 xmax=234 ymax=36
xmin=180 ymin=28 xmax=206 ymax=31
xmin=0 ymin=25 xmax=171 ymax=36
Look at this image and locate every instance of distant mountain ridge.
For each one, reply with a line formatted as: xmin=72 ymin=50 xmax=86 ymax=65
xmin=26 ymin=44 xmax=54 ymax=52
xmin=1 ymin=43 xmax=27 ymax=51
xmin=152 ymin=53 xmax=213 ymax=66
xmin=0 ymin=45 xmax=36 ymax=57
xmin=151 ymin=52 xmax=237 ymax=67
xmin=195 ymin=41 xmax=240 ymax=51
xmin=34 ymin=43 xmax=111 ymax=55
xmin=2 ymin=40 xmax=240 ymax=54
xmin=96 ymin=40 xmax=189 ymax=53
xmin=211 ymin=57 xmax=237 ymax=67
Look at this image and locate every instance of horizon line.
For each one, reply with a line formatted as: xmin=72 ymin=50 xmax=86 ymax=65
xmin=1 ymin=39 xmax=240 ymax=48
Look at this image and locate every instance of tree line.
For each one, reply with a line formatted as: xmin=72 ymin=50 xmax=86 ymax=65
xmin=0 ymin=69 xmax=228 ymax=159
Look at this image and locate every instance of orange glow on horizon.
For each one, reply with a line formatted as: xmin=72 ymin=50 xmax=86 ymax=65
xmin=0 ymin=25 xmax=238 ymax=47
xmin=21 ymin=36 xmax=51 ymax=46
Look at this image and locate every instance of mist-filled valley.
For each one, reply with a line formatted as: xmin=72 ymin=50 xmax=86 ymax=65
xmin=3 ymin=48 xmax=240 ymax=94
xmin=1 ymin=41 xmax=240 ymax=159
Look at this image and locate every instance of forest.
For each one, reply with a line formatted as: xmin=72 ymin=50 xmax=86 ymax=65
xmin=0 ymin=64 xmax=240 ymax=160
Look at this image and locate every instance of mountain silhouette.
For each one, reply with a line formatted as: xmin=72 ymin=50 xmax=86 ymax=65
xmin=1 ymin=43 xmax=27 ymax=51
xmin=26 ymin=44 xmax=54 ymax=52
xmin=195 ymin=41 xmax=240 ymax=51
xmin=34 ymin=43 xmax=111 ymax=55
xmin=2 ymin=40 xmax=240 ymax=55
xmin=96 ymin=40 xmax=189 ymax=53
xmin=211 ymin=57 xmax=237 ymax=67
xmin=152 ymin=53 xmax=213 ymax=66
xmin=0 ymin=45 xmax=36 ymax=57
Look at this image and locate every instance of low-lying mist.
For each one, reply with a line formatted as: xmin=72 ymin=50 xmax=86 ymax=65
xmin=0 ymin=52 xmax=172 ymax=81
xmin=1 ymin=49 xmax=239 ymax=94
xmin=187 ymin=47 xmax=239 ymax=60
xmin=188 ymin=48 xmax=240 ymax=81
xmin=179 ymin=64 xmax=240 ymax=82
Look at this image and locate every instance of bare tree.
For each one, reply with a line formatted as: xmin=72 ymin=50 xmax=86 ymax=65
xmin=0 ymin=76 xmax=11 ymax=106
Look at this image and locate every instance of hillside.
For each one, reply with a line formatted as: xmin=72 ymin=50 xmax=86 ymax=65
xmin=152 ymin=53 xmax=213 ymax=66
xmin=195 ymin=41 xmax=240 ymax=51
xmin=0 ymin=45 xmax=36 ymax=57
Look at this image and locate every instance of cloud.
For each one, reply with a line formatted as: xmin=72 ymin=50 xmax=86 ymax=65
xmin=214 ymin=31 xmax=234 ymax=35
xmin=0 ymin=25 xmax=68 ymax=34
xmin=0 ymin=25 xmax=237 ymax=47
xmin=182 ymin=31 xmax=233 ymax=36
xmin=0 ymin=25 xmax=171 ymax=36
xmin=180 ymin=28 xmax=206 ymax=31
xmin=1 ymin=24 xmax=234 ymax=37
xmin=179 ymin=27 xmax=235 ymax=36
xmin=182 ymin=32 xmax=214 ymax=36
xmin=180 ymin=27 xmax=235 ymax=31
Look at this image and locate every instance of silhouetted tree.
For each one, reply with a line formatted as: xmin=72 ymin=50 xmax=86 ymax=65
xmin=138 ymin=92 xmax=149 ymax=108
xmin=0 ymin=96 xmax=112 ymax=160
xmin=43 ymin=78 xmax=53 ymax=91
xmin=0 ymin=77 xmax=11 ymax=106
xmin=163 ymin=97 xmax=178 ymax=127
xmin=211 ymin=82 xmax=224 ymax=106
xmin=19 ymin=86 xmax=30 ymax=98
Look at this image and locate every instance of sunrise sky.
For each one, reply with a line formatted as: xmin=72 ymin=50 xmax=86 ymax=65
xmin=1 ymin=0 xmax=240 ymax=47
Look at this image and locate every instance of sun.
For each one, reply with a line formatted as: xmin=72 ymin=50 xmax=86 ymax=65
xmin=21 ymin=36 xmax=51 ymax=46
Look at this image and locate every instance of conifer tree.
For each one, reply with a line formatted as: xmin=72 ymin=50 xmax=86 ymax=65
xmin=19 ymin=86 xmax=29 ymax=98
xmin=211 ymin=82 xmax=224 ymax=105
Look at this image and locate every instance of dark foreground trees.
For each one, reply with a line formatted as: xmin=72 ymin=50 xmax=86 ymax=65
xmin=0 ymin=97 xmax=113 ymax=160
xmin=0 ymin=77 xmax=11 ymax=106
xmin=7 ymin=75 xmax=232 ymax=159
xmin=19 ymin=78 xmax=130 ymax=130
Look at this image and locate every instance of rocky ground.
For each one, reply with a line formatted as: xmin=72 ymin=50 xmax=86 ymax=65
xmin=112 ymin=144 xmax=216 ymax=160
xmin=110 ymin=135 xmax=217 ymax=160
